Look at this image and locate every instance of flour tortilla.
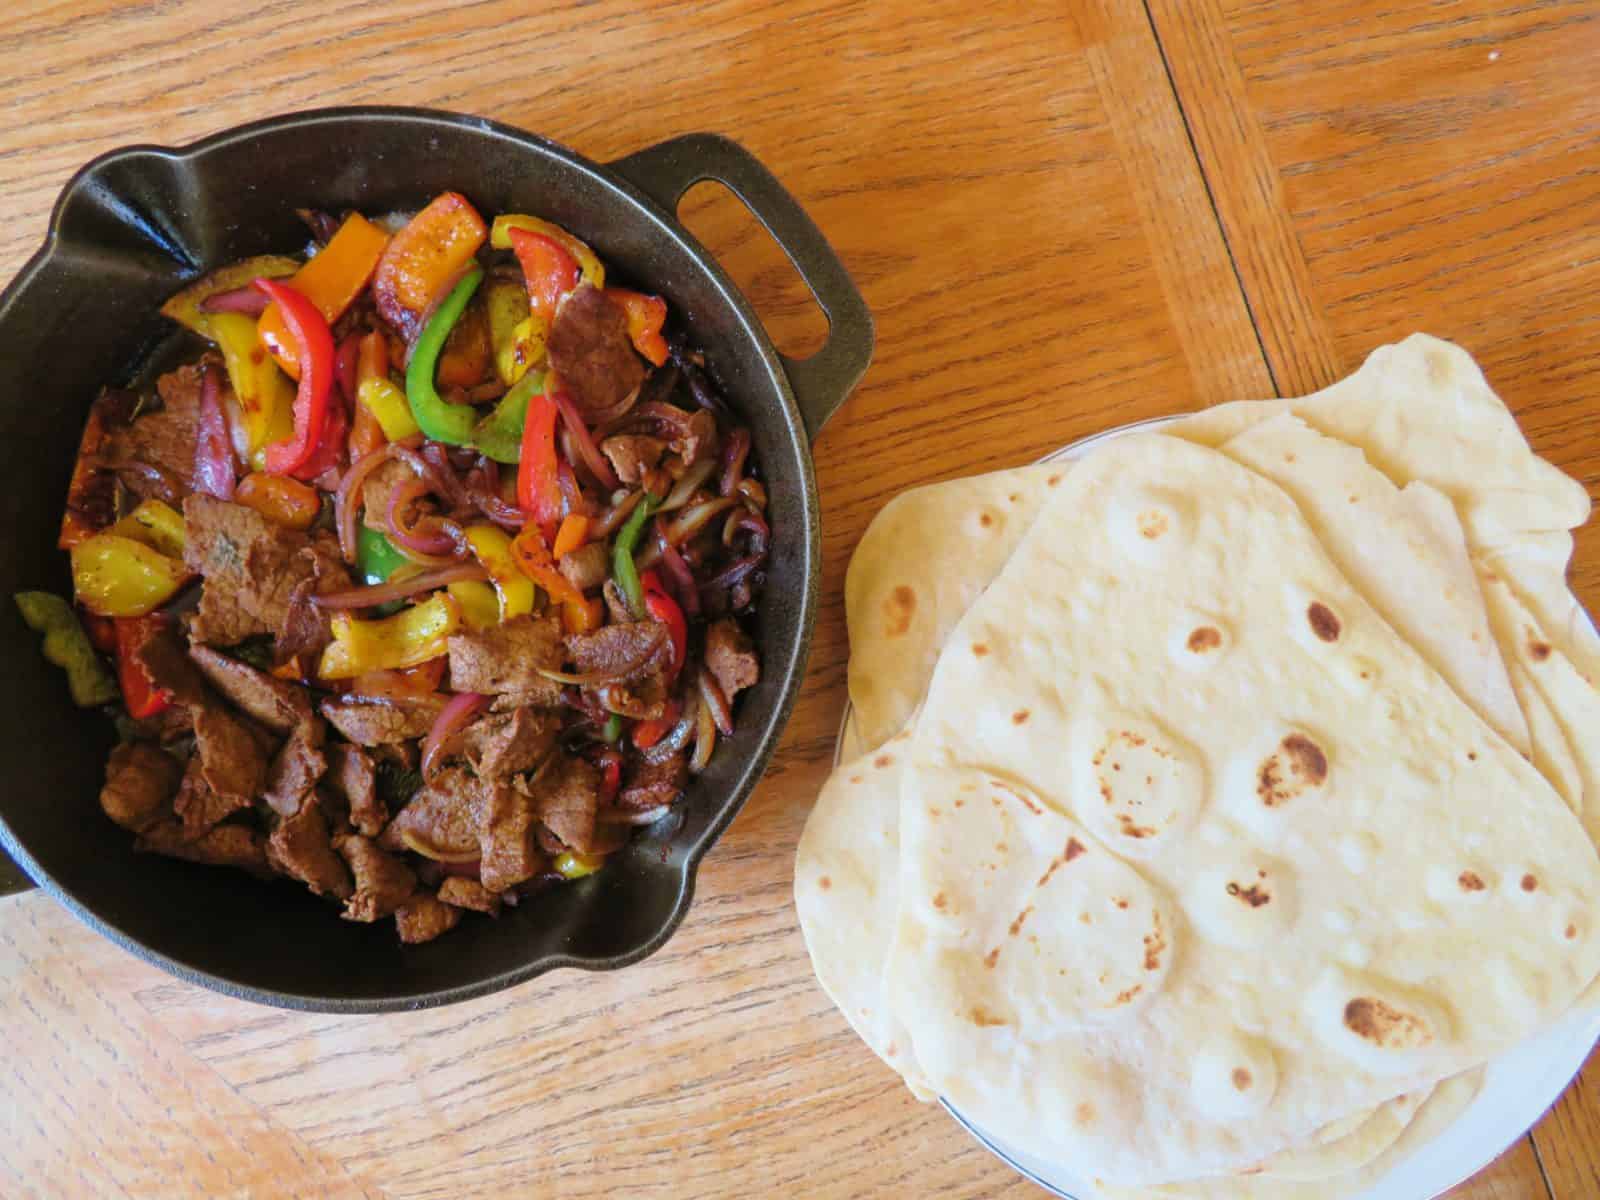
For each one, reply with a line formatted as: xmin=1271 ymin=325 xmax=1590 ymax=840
xmin=845 ymin=335 xmax=1589 ymax=753
xmin=886 ymin=435 xmax=1600 ymax=1185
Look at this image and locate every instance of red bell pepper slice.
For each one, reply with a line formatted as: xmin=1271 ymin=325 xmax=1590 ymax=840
xmin=640 ymin=569 xmax=687 ymax=679
xmin=507 ymin=227 xmax=579 ymax=322
xmin=253 ymin=278 xmax=335 ymax=478
xmin=114 ymin=616 xmax=171 ymax=719
xmin=607 ymin=289 xmax=670 ymax=366
xmin=517 ymin=388 xmax=562 ymax=540
xmin=632 ymin=698 xmax=681 ymax=750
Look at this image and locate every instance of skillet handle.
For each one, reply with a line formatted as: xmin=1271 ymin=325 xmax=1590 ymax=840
xmin=611 ymin=134 xmax=873 ymax=441
xmin=0 ymin=842 xmax=34 ymax=898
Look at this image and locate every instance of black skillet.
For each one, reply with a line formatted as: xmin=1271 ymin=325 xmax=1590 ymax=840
xmin=0 ymin=107 xmax=871 ymax=1011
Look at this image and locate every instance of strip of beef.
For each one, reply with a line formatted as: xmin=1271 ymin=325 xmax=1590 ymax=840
xmin=104 ymin=361 xmax=211 ymax=500
xmin=596 ymin=673 xmax=670 ymax=721
xmin=325 ymin=743 xmax=386 ymax=837
xmin=600 ymin=434 xmax=666 ymax=485
xmin=267 ymin=797 xmax=352 ymax=900
xmin=275 ymin=533 xmax=351 ymax=668
xmin=558 ymin=541 xmax=609 ymax=593
xmin=183 ymin=496 xmax=347 ymax=646
xmin=188 ymin=644 xmax=315 ymax=734
xmin=137 ymin=819 xmax=271 ymax=878
xmin=618 ymin=752 xmax=688 ymax=812
xmin=704 ymin=617 xmax=759 ymax=700
xmin=262 ymin=723 xmax=327 ymax=817
xmin=321 ymin=695 xmax=443 ymax=746
xmin=192 ymin=703 xmax=270 ymax=816
xmin=461 ymin=707 xmax=559 ymax=781
xmin=447 ymin=614 xmax=564 ymax=704
xmin=437 ymin=876 xmax=501 ymax=915
xmin=546 ymin=285 xmax=647 ymax=423
xmin=566 ymin=620 xmax=668 ymax=684
xmin=395 ymin=892 xmax=462 ymax=944
xmin=131 ymin=625 xmax=211 ymax=708
xmin=63 ymin=387 xmax=138 ymax=538
xmin=336 ymin=835 xmax=417 ymax=923
xmin=100 ymin=742 xmax=182 ymax=833
xmin=171 ymin=755 xmax=242 ymax=838
xmin=379 ymin=766 xmax=481 ymax=860
xmin=602 ymin=578 xmax=633 ymax=626
xmin=478 ymin=779 xmax=542 ymax=893
xmin=524 ymin=753 xmax=602 ymax=854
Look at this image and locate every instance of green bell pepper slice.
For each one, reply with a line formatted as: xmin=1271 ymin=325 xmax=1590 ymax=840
xmin=611 ymin=493 xmax=661 ymax=619
xmin=15 ymin=591 xmax=118 ymax=707
xmin=470 ymin=369 xmax=546 ymax=464
xmin=357 ymin=527 xmax=410 ymax=584
xmin=405 ymin=266 xmax=485 ymax=445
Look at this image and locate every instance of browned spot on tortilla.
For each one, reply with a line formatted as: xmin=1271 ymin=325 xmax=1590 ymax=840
xmin=1529 ymin=637 xmax=1552 ymax=662
xmin=1074 ymin=1102 xmax=1096 ymax=1127
xmin=883 ymin=585 xmax=916 ymax=637
xmin=1227 ymin=881 xmax=1271 ymax=908
xmin=993 ymin=781 xmax=1042 ymax=815
xmin=995 ymin=841 xmax=1006 ymax=851
xmin=849 ymin=775 xmax=863 ymax=785
xmin=1009 ymin=906 xmax=1034 ymax=937
xmin=1522 ymin=873 xmax=1539 ymax=892
xmin=886 ymin=1042 xmax=897 ymax=1057
xmin=972 ymin=642 xmax=989 ymax=657
xmin=983 ymin=948 xmax=1000 ymax=969
xmin=1284 ymin=452 xmax=1297 ymax=463
xmin=1232 ymin=1068 xmax=1253 ymax=1091
xmin=1113 ymin=897 xmax=1129 ymax=910
xmin=1012 ymin=709 xmax=1031 ymax=724
xmin=970 ymin=1006 xmax=1006 ymax=1028
xmin=1066 ymin=838 xmax=1086 ymax=862
xmin=932 ymin=891 xmax=947 ymax=910
xmin=1117 ymin=813 xmax=1155 ymax=839
xmin=1467 ymin=751 xmax=1478 ymax=762
xmin=1567 ymin=924 xmax=1579 ymax=940
xmin=1258 ymin=732 xmax=1328 ymax=807
xmin=1080 ymin=912 xmax=1092 ymax=925
xmin=1144 ymin=913 xmax=1166 ymax=971
xmin=1187 ymin=626 xmax=1222 ymax=653
xmin=1343 ymin=998 xmax=1432 ymax=1048
xmin=1307 ymin=602 xmax=1341 ymax=642
xmin=1047 ymin=474 xmax=1063 ymax=487
xmin=874 ymin=754 xmax=893 ymax=769
xmin=979 ymin=512 xmax=994 ymax=528
xmin=1458 ymin=871 xmax=1486 ymax=892
xmin=1137 ymin=510 xmax=1169 ymax=539
xmin=1009 ymin=492 xmax=1020 ymax=502
xmin=818 ymin=876 xmax=831 ymax=891
xmin=1113 ymin=985 xmax=1143 ymax=1006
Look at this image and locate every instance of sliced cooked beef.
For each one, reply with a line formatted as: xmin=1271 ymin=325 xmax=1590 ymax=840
xmin=447 ymin=614 xmax=564 ymax=701
xmin=267 ymin=797 xmax=352 ymax=900
xmin=188 ymin=644 xmax=315 ymax=734
xmin=678 ymin=409 xmax=718 ymax=466
xmin=526 ymin=753 xmax=602 ymax=854
xmin=379 ymin=766 xmax=481 ymax=859
xmin=276 ymin=578 xmax=328 ymax=669
xmin=137 ymin=819 xmax=271 ymax=876
xmin=184 ymin=496 xmax=314 ymax=645
xmin=437 ymin=876 xmax=501 ymax=915
xmin=558 ymin=541 xmax=609 ymax=593
xmin=596 ymin=672 xmax=670 ymax=720
xmin=192 ymin=703 xmax=270 ymax=814
xmin=618 ymin=752 xmax=688 ymax=812
xmin=100 ymin=742 xmax=181 ymax=833
xmin=63 ymin=387 xmax=138 ymax=536
xmin=361 ymin=458 xmax=415 ymax=534
xmin=395 ymin=892 xmax=462 ymax=944
xmin=320 ymin=696 xmax=443 ymax=746
xmin=104 ymin=361 xmax=211 ymax=499
xmin=600 ymin=434 xmax=666 ymax=485
xmin=602 ymin=578 xmax=633 ymax=625
xmin=546 ymin=284 xmax=647 ymax=423
xmin=704 ymin=617 xmax=760 ymax=700
xmin=325 ymin=743 xmax=386 ymax=837
xmin=175 ymin=752 xmax=255 ymax=837
xmin=478 ymin=779 xmax=542 ymax=893
xmin=461 ymin=707 xmax=559 ymax=780
xmin=336 ymin=835 xmax=417 ymax=922
xmin=262 ymin=723 xmax=327 ymax=817
xmin=131 ymin=625 xmax=211 ymax=708
xmin=566 ymin=620 xmax=669 ymax=683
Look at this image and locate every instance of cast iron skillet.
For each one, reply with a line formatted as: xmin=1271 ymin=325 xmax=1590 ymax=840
xmin=0 ymin=107 xmax=871 ymax=1011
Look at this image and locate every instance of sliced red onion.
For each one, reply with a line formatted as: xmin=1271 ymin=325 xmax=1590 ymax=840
xmin=660 ymin=458 xmax=717 ymax=514
xmin=464 ymin=457 xmax=526 ymax=531
xmin=597 ymin=805 xmax=674 ymax=826
xmin=590 ymin=489 xmax=643 ymax=539
xmin=663 ymin=495 xmax=737 ymax=546
xmin=654 ymin=530 xmax=699 ymax=617
xmin=702 ymin=554 xmax=764 ymax=594
xmin=697 ymin=667 xmax=734 ymax=737
xmin=719 ymin=427 xmax=750 ymax=497
xmin=553 ymin=390 xmax=621 ymax=492
xmin=641 ymin=694 xmax=698 ymax=764
xmin=334 ymin=442 xmax=412 ymax=563
xmin=421 ymin=691 xmax=490 ymax=779
xmin=193 ymin=363 xmax=236 ymax=500
xmin=414 ymin=441 xmax=471 ymax=509
xmin=198 ymin=285 xmax=270 ymax=316
xmin=312 ymin=564 xmax=487 ymax=610
xmin=690 ymin=696 xmax=717 ymax=773
xmin=386 ymin=475 xmax=465 ymax=561
xmin=722 ymin=507 xmax=770 ymax=555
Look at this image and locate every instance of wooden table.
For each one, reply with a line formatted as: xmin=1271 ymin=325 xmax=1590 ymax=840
xmin=2 ymin=1 xmax=1597 ymax=1196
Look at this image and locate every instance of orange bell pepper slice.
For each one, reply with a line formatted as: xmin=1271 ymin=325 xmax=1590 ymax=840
xmin=234 ymin=472 xmax=322 ymax=530
xmin=259 ymin=214 xmax=390 ymax=378
xmin=509 ymin=526 xmax=595 ymax=634
xmin=606 ymin=289 xmax=670 ymax=366
xmin=551 ymin=514 xmax=591 ymax=560
xmin=373 ymin=192 xmax=489 ymax=339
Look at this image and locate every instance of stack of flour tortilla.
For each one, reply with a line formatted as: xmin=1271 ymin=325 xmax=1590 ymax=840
xmin=795 ymin=334 xmax=1600 ymax=1196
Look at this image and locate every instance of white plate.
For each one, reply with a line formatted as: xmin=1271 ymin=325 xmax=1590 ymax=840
xmin=833 ymin=417 xmax=1600 ymax=1199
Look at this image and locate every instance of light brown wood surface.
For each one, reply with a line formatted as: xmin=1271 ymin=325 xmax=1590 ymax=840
xmin=0 ymin=1 xmax=1594 ymax=1197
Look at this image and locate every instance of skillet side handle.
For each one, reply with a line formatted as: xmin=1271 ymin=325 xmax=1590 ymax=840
xmin=0 ymin=842 xmax=35 ymax=898
xmin=610 ymin=134 xmax=873 ymax=442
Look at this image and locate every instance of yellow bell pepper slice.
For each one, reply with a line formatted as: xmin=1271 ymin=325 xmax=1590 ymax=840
xmin=109 ymin=499 xmax=186 ymax=559
xmin=464 ymin=525 xmax=535 ymax=621
xmin=201 ymin=312 xmax=296 ymax=471
xmin=447 ymin=580 xmax=502 ymax=632
xmin=356 ymin=376 xmax=422 ymax=442
xmin=554 ymin=850 xmax=605 ymax=880
xmin=70 ymin=533 xmax=190 ymax=617
xmin=258 ymin=214 xmax=390 ymax=378
xmin=485 ymin=278 xmax=547 ymax=385
xmin=317 ymin=593 xmax=461 ymax=680
xmin=490 ymin=215 xmax=605 ymax=289
xmin=159 ymin=255 xmax=301 ymax=334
